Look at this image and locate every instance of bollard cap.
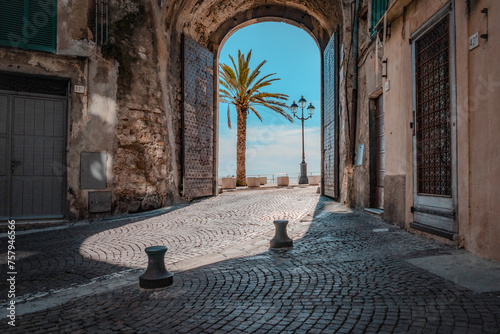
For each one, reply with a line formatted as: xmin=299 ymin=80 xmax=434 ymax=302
xmin=145 ymin=246 xmax=168 ymax=254
xmin=274 ymin=220 xmax=289 ymax=224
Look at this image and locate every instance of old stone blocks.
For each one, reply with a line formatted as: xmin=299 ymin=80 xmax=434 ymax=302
xmin=270 ymin=220 xmax=293 ymax=249
xmin=139 ymin=246 xmax=174 ymax=289
xmin=277 ymin=176 xmax=289 ymax=186
xmin=260 ymin=177 xmax=267 ymax=185
xmin=247 ymin=177 xmax=261 ymax=187
xmin=222 ymin=177 xmax=236 ymax=189
xmin=308 ymin=175 xmax=320 ymax=185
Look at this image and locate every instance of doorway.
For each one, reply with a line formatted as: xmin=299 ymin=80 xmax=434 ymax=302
xmin=410 ymin=5 xmax=458 ymax=236
xmin=0 ymin=75 xmax=67 ymax=220
xmin=374 ymin=95 xmax=385 ymax=209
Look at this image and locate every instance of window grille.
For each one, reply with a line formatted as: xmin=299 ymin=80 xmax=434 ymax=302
xmin=370 ymin=0 xmax=388 ymax=36
xmin=0 ymin=0 xmax=57 ymax=53
xmin=95 ymin=0 xmax=109 ymax=45
xmin=415 ymin=16 xmax=452 ymax=196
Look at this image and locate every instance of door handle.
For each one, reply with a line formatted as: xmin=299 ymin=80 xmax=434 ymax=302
xmin=11 ymin=160 xmax=21 ymax=173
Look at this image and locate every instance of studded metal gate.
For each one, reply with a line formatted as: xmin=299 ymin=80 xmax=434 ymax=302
xmin=323 ymin=33 xmax=339 ymax=199
xmin=182 ymin=36 xmax=215 ymax=199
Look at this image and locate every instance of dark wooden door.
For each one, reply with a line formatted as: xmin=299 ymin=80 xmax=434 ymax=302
xmin=375 ymin=95 xmax=385 ymax=209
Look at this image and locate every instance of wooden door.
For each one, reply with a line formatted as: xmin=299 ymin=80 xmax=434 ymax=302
xmin=375 ymin=95 xmax=385 ymax=209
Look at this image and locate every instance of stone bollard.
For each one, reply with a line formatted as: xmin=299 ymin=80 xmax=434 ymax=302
xmin=247 ymin=177 xmax=261 ymax=187
xmin=277 ymin=176 xmax=289 ymax=186
xmin=270 ymin=220 xmax=293 ymax=249
xmin=139 ymin=246 xmax=174 ymax=289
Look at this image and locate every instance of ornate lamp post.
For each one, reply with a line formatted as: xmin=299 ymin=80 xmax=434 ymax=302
xmin=291 ymin=96 xmax=316 ymax=184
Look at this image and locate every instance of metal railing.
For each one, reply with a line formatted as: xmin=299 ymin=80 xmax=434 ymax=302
xmin=235 ymin=172 xmax=321 ymax=184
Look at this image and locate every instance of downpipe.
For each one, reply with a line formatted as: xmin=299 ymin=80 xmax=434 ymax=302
xmin=351 ymin=0 xmax=360 ymax=166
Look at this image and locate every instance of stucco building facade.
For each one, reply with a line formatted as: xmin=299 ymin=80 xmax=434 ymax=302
xmin=0 ymin=0 xmax=498 ymax=261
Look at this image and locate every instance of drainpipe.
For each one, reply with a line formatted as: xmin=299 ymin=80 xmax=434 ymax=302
xmin=351 ymin=0 xmax=360 ymax=165
xmin=95 ymin=0 xmax=98 ymax=43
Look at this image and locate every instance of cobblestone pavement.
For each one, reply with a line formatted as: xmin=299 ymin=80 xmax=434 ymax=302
xmin=3 ymin=188 xmax=500 ymax=333
xmin=0 ymin=188 xmax=319 ymax=305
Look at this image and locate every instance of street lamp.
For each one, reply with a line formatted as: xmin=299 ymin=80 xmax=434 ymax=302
xmin=291 ymin=96 xmax=315 ymax=184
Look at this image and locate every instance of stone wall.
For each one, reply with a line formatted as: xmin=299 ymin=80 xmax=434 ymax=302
xmin=104 ymin=1 xmax=173 ymax=214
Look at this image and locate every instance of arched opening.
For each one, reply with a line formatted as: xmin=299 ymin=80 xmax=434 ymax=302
xmin=179 ymin=2 xmax=341 ymax=199
xmin=216 ymin=21 xmax=322 ymax=186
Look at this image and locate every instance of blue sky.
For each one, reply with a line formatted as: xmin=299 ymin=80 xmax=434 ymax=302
xmin=218 ymin=22 xmax=321 ymax=179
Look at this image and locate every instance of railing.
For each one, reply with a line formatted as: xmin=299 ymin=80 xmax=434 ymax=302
xmin=223 ymin=172 xmax=321 ymax=184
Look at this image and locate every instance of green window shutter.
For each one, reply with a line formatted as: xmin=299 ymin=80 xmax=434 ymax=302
xmin=370 ymin=0 xmax=388 ymax=37
xmin=0 ymin=0 xmax=56 ymax=53
xmin=27 ymin=0 xmax=57 ymax=52
xmin=0 ymin=0 xmax=26 ymax=49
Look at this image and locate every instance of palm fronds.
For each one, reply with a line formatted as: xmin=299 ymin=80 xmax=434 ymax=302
xmin=219 ymin=50 xmax=292 ymax=123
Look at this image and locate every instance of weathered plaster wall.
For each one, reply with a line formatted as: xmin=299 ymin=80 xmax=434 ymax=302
xmin=0 ymin=0 xmax=181 ymax=218
xmin=352 ymin=0 xmax=384 ymax=209
xmin=65 ymin=55 xmax=118 ymax=220
xmin=57 ymin=0 xmax=94 ymax=56
xmin=464 ymin=0 xmax=500 ymax=261
xmin=380 ymin=0 xmax=499 ymax=261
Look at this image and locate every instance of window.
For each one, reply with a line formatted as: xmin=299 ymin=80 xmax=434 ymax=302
xmin=0 ymin=0 xmax=57 ymax=53
xmin=370 ymin=0 xmax=388 ymax=36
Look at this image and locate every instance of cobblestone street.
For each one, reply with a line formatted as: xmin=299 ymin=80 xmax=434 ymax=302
xmin=2 ymin=187 xmax=500 ymax=333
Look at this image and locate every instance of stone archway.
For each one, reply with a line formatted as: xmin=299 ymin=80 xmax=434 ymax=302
xmin=164 ymin=0 xmax=345 ymax=198
xmin=210 ymin=17 xmax=325 ymax=192
xmin=207 ymin=5 xmax=331 ymax=53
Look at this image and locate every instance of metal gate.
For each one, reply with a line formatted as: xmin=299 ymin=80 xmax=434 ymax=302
xmin=0 ymin=92 xmax=66 ymax=220
xmin=323 ymin=32 xmax=339 ymax=199
xmin=411 ymin=4 xmax=457 ymax=235
xmin=182 ymin=36 xmax=215 ymax=199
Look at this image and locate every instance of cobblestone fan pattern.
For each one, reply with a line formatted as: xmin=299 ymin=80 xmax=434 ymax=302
xmin=5 ymin=197 xmax=500 ymax=333
xmin=0 ymin=188 xmax=319 ymax=301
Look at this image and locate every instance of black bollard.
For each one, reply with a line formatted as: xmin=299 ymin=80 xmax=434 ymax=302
xmin=139 ymin=246 xmax=174 ymax=289
xmin=270 ymin=220 xmax=293 ymax=249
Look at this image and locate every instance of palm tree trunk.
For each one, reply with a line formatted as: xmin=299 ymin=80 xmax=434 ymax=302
xmin=236 ymin=107 xmax=247 ymax=186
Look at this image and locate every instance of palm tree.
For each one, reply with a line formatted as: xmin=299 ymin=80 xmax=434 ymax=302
xmin=219 ymin=50 xmax=293 ymax=186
